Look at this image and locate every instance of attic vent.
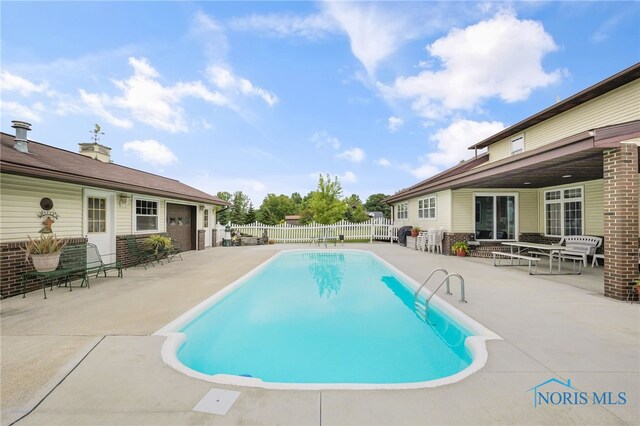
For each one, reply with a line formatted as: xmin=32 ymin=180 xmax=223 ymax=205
xmin=11 ymin=120 xmax=31 ymax=153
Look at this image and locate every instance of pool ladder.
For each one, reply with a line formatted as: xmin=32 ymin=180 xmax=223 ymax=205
xmin=414 ymin=268 xmax=467 ymax=322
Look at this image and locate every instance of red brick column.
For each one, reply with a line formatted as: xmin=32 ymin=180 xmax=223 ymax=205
xmin=603 ymin=144 xmax=639 ymax=300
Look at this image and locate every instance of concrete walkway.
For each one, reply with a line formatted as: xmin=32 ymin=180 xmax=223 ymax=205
xmin=1 ymin=244 xmax=638 ymax=425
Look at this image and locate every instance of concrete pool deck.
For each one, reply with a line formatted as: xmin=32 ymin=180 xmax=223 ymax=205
xmin=1 ymin=243 xmax=638 ymax=425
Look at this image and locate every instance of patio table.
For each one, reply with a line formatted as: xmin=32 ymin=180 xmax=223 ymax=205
xmin=500 ymin=241 xmax=581 ymax=275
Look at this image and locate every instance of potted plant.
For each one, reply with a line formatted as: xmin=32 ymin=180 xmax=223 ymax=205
xmin=451 ymin=241 xmax=469 ymax=257
xmin=411 ymin=226 xmax=421 ymax=237
xmin=21 ymin=234 xmax=66 ymax=272
xmin=633 ymin=279 xmax=640 ymax=298
xmin=144 ymin=234 xmax=172 ymax=255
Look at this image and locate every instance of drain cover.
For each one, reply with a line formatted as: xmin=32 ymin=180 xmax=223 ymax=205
xmin=193 ymin=388 xmax=241 ymax=415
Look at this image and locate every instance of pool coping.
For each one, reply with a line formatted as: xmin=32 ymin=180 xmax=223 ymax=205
xmin=154 ymin=248 xmax=502 ymax=390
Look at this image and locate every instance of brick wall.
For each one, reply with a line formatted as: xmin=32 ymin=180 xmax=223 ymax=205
xmin=1 ymin=237 xmax=87 ymax=299
xmin=197 ymin=230 xmax=205 ymax=251
xmin=211 ymin=229 xmax=217 ymax=247
xmin=603 ymin=145 xmax=639 ymax=300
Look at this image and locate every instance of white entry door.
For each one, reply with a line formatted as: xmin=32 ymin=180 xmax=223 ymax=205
xmin=84 ymin=191 xmax=116 ymax=263
xmin=203 ymin=208 xmax=212 ymax=247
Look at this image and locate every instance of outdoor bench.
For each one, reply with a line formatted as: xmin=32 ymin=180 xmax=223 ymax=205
xmin=556 ymin=236 xmax=602 ymax=267
xmin=492 ymin=251 xmax=539 ymax=274
xmin=21 ymin=268 xmax=78 ymax=299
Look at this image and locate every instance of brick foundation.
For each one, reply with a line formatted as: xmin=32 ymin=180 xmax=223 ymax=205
xmin=0 ymin=237 xmax=87 ymax=299
xmin=116 ymin=234 xmax=163 ymax=268
xmin=603 ymin=145 xmax=639 ymax=300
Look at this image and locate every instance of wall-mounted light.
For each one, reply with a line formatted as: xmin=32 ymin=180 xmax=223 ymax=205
xmin=562 ymin=174 xmax=572 ymax=178
xmin=199 ymin=205 xmax=205 ymax=211
xmin=119 ymin=194 xmax=131 ymax=207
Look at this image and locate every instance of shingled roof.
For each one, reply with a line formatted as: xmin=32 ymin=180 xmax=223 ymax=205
xmin=0 ymin=132 xmax=229 ymax=206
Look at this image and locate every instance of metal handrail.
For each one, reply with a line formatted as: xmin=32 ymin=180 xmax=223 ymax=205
xmin=426 ymin=273 xmax=467 ymax=305
xmin=414 ymin=268 xmax=449 ymax=301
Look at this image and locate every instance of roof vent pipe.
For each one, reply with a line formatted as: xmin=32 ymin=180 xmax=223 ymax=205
xmin=11 ymin=120 xmax=32 ymax=153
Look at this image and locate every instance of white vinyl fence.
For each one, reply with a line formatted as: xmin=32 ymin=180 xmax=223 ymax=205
xmin=215 ymin=218 xmax=398 ymax=245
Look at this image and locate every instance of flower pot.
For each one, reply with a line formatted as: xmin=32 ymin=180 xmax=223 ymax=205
xmin=456 ymin=249 xmax=467 ymax=257
xmin=30 ymin=253 xmax=61 ymax=272
xmin=411 ymin=230 xmax=419 ymax=237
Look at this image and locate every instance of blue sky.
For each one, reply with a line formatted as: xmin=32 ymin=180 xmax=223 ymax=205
xmin=2 ymin=1 xmax=639 ymax=206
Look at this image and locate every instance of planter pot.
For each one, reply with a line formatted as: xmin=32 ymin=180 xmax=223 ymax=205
xmin=411 ymin=230 xmax=419 ymax=237
xmin=636 ymin=286 xmax=640 ymax=297
xmin=456 ymin=250 xmax=467 ymax=257
xmin=30 ymin=252 xmax=61 ymax=272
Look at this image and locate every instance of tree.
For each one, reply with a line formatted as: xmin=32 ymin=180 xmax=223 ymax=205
xmin=307 ymin=174 xmax=347 ymax=224
xmin=364 ymin=193 xmax=391 ymax=219
xmin=216 ymin=191 xmax=232 ymax=224
xmin=245 ymin=203 xmax=257 ymax=224
xmin=290 ymin=192 xmax=303 ymax=213
xmin=344 ymin=194 xmax=371 ymax=223
xmin=258 ymin=193 xmax=295 ymax=225
xmin=229 ymin=191 xmax=250 ymax=225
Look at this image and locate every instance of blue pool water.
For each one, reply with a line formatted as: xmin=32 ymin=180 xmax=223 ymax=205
xmin=177 ymin=251 xmax=473 ymax=384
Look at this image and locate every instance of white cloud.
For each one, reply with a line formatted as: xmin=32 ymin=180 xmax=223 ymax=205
xmin=336 ymin=147 xmax=365 ymax=163
xmin=310 ymin=130 xmax=341 ymax=150
xmin=123 ymin=139 xmax=178 ymax=166
xmin=591 ymin=13 xmax=625 ymax=43
xmin=191 ymin=11 xmax=229 ymax=62
xmin=79 ymin=89 xmax=133 ymax=129
xmin=408 ymin=119 xmax=504 ymax=178
xmin=388 ymin=116 xmax=404 ymax=132
xmin=0 ymin=71 xmax=48 ymax=96
xmin=376 ymin=158 xmax=391 ymax=167
xmin=380 ymin=12 xmax=563 ymax=119
xmin=341 ymin=171 xmax=357 ymax=183
xmin=0 ymin=100 xmax=44 ymax=123
xmin=230 ymin=13 xmax=338 ymax=39
xmin=206 ymin=66 xmax=278 ymax=106
xmin=79 ymin=57 xmax=227 ymax=133
xmin=323 ymin=2 xmax=417 ymax=75
xmin=405 ymin=163 xmax=440 ymax=180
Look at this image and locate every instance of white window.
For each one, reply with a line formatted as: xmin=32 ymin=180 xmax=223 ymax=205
xmin=510 ymin=134 xmax=524 ymax=155
xmin=87 ymin=197 xmax=107 ymax=233
xmin=397 ymin=202 xmax=408 ymax=220
xmin=418 ymin=197 xmax=436 ymax=219
xmin=135 ymin=199 xmax=159 ymax=231
xmin=544 ymin=187 xmax=583 ymax=237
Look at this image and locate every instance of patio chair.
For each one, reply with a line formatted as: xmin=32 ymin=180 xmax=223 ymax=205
xmin=86 ymin=243 xmax=123 ymax=278
xmin=125 ymin=235 xmax=157 ymax=269
xmin=434 ymin=228 xmax=444 ymax=254
xmin=417 ymin=231 xmax=429 ymax=251
xmin=163 ymin=238 xmax=183 ymax=263
xmin=426 ymin=228 xmax=436 ymax=253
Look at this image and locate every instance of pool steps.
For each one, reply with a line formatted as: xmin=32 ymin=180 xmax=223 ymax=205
xmin=414 ymin=268 xmax=467 ymax=322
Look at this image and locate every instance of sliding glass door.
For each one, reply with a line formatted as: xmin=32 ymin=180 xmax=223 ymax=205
xmin=474 ymin=194 xmax=517 ymax=240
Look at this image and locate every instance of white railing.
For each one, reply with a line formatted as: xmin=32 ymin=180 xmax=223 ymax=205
xmin=215 ymin=218 xmax=398 ymax=245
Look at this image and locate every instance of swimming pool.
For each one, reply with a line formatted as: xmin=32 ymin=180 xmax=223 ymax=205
xmin=156 ymin=250 xmax=500 ymax=390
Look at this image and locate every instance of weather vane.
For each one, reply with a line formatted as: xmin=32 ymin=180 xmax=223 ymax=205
xmin=90 ymin=123 xmax=104 ymax=144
